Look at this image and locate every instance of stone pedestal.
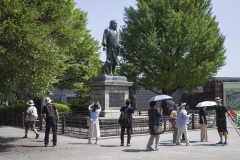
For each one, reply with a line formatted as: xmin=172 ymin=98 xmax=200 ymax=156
xmin=89 ymin=75 xmax=133 ymax=117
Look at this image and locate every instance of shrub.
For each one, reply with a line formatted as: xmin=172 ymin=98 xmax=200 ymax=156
xmin=0 ymin=104 xmax=27 ymax=123
xmin=54 ymin=103 xmax=70 ymax=113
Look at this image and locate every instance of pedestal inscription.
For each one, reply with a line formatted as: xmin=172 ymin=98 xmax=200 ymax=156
xmin=109 ymin=93 xmax=125 ymax=107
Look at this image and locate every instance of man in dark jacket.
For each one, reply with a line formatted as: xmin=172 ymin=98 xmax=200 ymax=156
xmin=119 ymin=99 xmax=134 ymax=146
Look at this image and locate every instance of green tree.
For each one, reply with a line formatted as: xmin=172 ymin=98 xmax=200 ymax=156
xmin=120 ymin=0 xmax=226 ymax=95
xmin=0 ymin=0 xmax=100 ymax=104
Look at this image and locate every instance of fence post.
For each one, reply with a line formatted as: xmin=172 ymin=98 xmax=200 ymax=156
xmin=6 ymin=110 xmax=9 ymax=125
xmin=61 ymin=115 xmax=65 ymax=134
xmin=163 ymin=116 xmax=166 ymax=132
xmin=191 ymin=113 xmax=195 ymax=129
xmin=39 ymin=115 xmax=42 ymax=131
xmin=21 ymin=112 xmax=25 ymax=128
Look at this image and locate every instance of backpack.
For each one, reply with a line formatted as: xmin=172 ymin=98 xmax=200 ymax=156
xmin=28 ymin=107 xmax=38 ymax=119
xmin=118 ymin=108 xmax=130 ymax=127
xmin=46 ymin=104 xmax=55 ymax=119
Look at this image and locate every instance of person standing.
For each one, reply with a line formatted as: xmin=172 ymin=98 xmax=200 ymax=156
xmin=120 ymin=99 xmax=134 ymax=146
xmin=102 ymin=20 xmax=120 ymax=76
xmin=170 ymin=105 xmax=178 ymax=143
xmin=146 ymin=101 xmax=162 ymax=151
xmin=42 ymin=97 xmax=59 ymax=147
xmin=175 ymin=102 xmax=190 ymax=146
xmin=23 ymin=100 xmax=39 ymax=139
xmin=199 ymin=106 xmax=208 ymax=142
xmin=88 ymin=101 xmax=102 ymax=145
xmin=215 ymin=97 xmax=229 ymax=146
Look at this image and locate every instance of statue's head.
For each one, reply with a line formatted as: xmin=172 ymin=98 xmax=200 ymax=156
xmin=109 ymin=20 xmax=117 ymax=30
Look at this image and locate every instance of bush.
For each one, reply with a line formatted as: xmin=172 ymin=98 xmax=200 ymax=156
xmin=54 ymin=103 xmax=70 ymax=113
xmin=70 ymin=104 xmax=88 ymax=112
xmin=0 ymin=104 xmax=27 ymax=123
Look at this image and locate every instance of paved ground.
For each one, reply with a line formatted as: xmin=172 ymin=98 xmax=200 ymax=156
xmin=0 ymin=117 xmax=239 ymax=160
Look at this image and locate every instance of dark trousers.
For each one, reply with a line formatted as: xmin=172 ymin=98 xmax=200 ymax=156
xmin=121 ymin=125 xmax=132 ymax=144
xmin=44 ymin=119 xmax=57 ymax=145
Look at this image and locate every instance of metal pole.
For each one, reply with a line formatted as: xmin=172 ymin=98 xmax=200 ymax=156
xmin=61 ymin=115 xmax=65 ymax=134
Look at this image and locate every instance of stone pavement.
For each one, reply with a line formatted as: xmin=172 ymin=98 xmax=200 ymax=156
xmin=0 ymin=117 xmax=239 ymax=160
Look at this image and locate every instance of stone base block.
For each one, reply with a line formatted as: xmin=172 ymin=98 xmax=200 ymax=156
xmin=101 ymin=110 xmax=120 ymax=118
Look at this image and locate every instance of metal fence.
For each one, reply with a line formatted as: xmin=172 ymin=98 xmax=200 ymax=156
xmin=3 ymin=110 xmax=217 ymax=139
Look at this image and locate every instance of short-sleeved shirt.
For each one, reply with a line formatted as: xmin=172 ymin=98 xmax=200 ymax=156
xmin=199 ymin=109 xmax=207 ymax=124
xmin=26 ymin=106 xmax=38 ymax=121
xmin=170 ymin=110 xmax=177 ymax=119
xmin=89 ymin=107 xmax=101 ymax=121
xmin=42 ymin=103 xmax=57 ymax=120
xmin=120 ymin=106 xmax=134 ymax=122
xmin=215 ymin=105 xmax=227 ymax=119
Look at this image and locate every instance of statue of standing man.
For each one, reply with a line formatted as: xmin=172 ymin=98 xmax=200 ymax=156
xmin=102 ymin=20 xmax=120 ymax=76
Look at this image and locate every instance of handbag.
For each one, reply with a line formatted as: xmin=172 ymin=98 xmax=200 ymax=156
xmin=87 ymin=118 xmax=91 ymax=126
xmin=154 ymin=110 xmax=163 ymax=134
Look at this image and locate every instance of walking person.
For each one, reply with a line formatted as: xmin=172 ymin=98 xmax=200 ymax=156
xmin=42 ymin=97 xmax=59 ymax=147
xmin=215 ymin=97 xmax=229 ymax=146
xmin=23 ymin=100 xmax=39 ymax=139
xmin=170 ymin=105 xmax=178 ymax=143
xmin=146 ymin=101 xmax=162 ymax=151
xmin=120 ymin=99 xmax=134 ymax=146
xmin=175 ymin=102 xmax=190 ymax=146
xmin=199 ymin=106 xmax=208 ymax=142
xmin=88 ymin=101 xmax=101 ymax=144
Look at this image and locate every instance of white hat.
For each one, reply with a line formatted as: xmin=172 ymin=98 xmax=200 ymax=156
xmin=45 ymin=97 xmax=52 ymax=103
xmin=215 ymin=97 xmax=222 ymax=101
xmin=177 ymin=102 xmax=186 ymax=106
xmin=27 ymin=100 xmax=35 ymax=106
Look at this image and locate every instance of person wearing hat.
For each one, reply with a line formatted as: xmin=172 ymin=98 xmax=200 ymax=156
xmin=42 ymin=97 xmax=59 ymax=147
xmin=215 ymin=97 xmax=229 ymax=146
xmin=23 ymin=100 xmax=39 ymax=139
xmin=175 ymin=102 xmax=190 ymax=146
xmin=119 ymin=99 xmax=134 ymax=146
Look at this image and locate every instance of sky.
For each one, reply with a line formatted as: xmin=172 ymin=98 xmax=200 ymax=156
xmin=74 ymin=0 xmax=240 ymax=77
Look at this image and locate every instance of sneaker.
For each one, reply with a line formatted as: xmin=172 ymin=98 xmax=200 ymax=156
xmin=216 ymin=141 xmax=223 ymax=145
xmin=88 ymin=141 xmax=92 ymax=144
xmin=53 ymin=144 xmax=57 ymax=147
xmin=127 ymin=143 xmax=131 ymax=146
xmin=44 ymin=144 xmax=48 ymax=147
xmin=146 ymin=147 xmax=154 ymax=151
xmin=222 ymin=142 xmax=228 ymax=146
xmin=23 ymin=135 xmax=27 ymax=138
xmin=176 ymin=142 xmax=182 ymax=145
xmin=186 ymin=143 xmax=191 ymax=146
xmin=120 ymin=143 xmax=124 ymax=146
xmin=36 ymin=134 xmax=39 ymax=139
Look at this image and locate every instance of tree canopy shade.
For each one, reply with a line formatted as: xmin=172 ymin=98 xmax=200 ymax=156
xmin=0 ymin=0 xmax=101 ymax=103
xmin=120 ymin=0 xmax=226 ymax=95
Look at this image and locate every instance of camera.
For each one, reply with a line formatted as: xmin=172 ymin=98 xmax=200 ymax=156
xmin=94 ymin=101 xmax=98 ymax=104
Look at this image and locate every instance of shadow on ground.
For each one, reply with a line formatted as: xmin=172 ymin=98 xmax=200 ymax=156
xmin=0 ymin=137 xmax=19 ymax=152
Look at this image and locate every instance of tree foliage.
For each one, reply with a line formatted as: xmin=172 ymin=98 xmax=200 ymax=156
xmin=0 ymin=0 xmax=101 ymax=103
xmin=120 ymin=0 xmax=226 ymax=95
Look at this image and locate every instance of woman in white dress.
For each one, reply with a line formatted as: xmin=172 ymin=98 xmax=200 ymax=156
xmin=88 ymin=101 xmax=101 ymax=144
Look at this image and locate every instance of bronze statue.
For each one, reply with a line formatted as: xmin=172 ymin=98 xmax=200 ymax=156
xmin=102 ymin=20 xmax=120 ymax=76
